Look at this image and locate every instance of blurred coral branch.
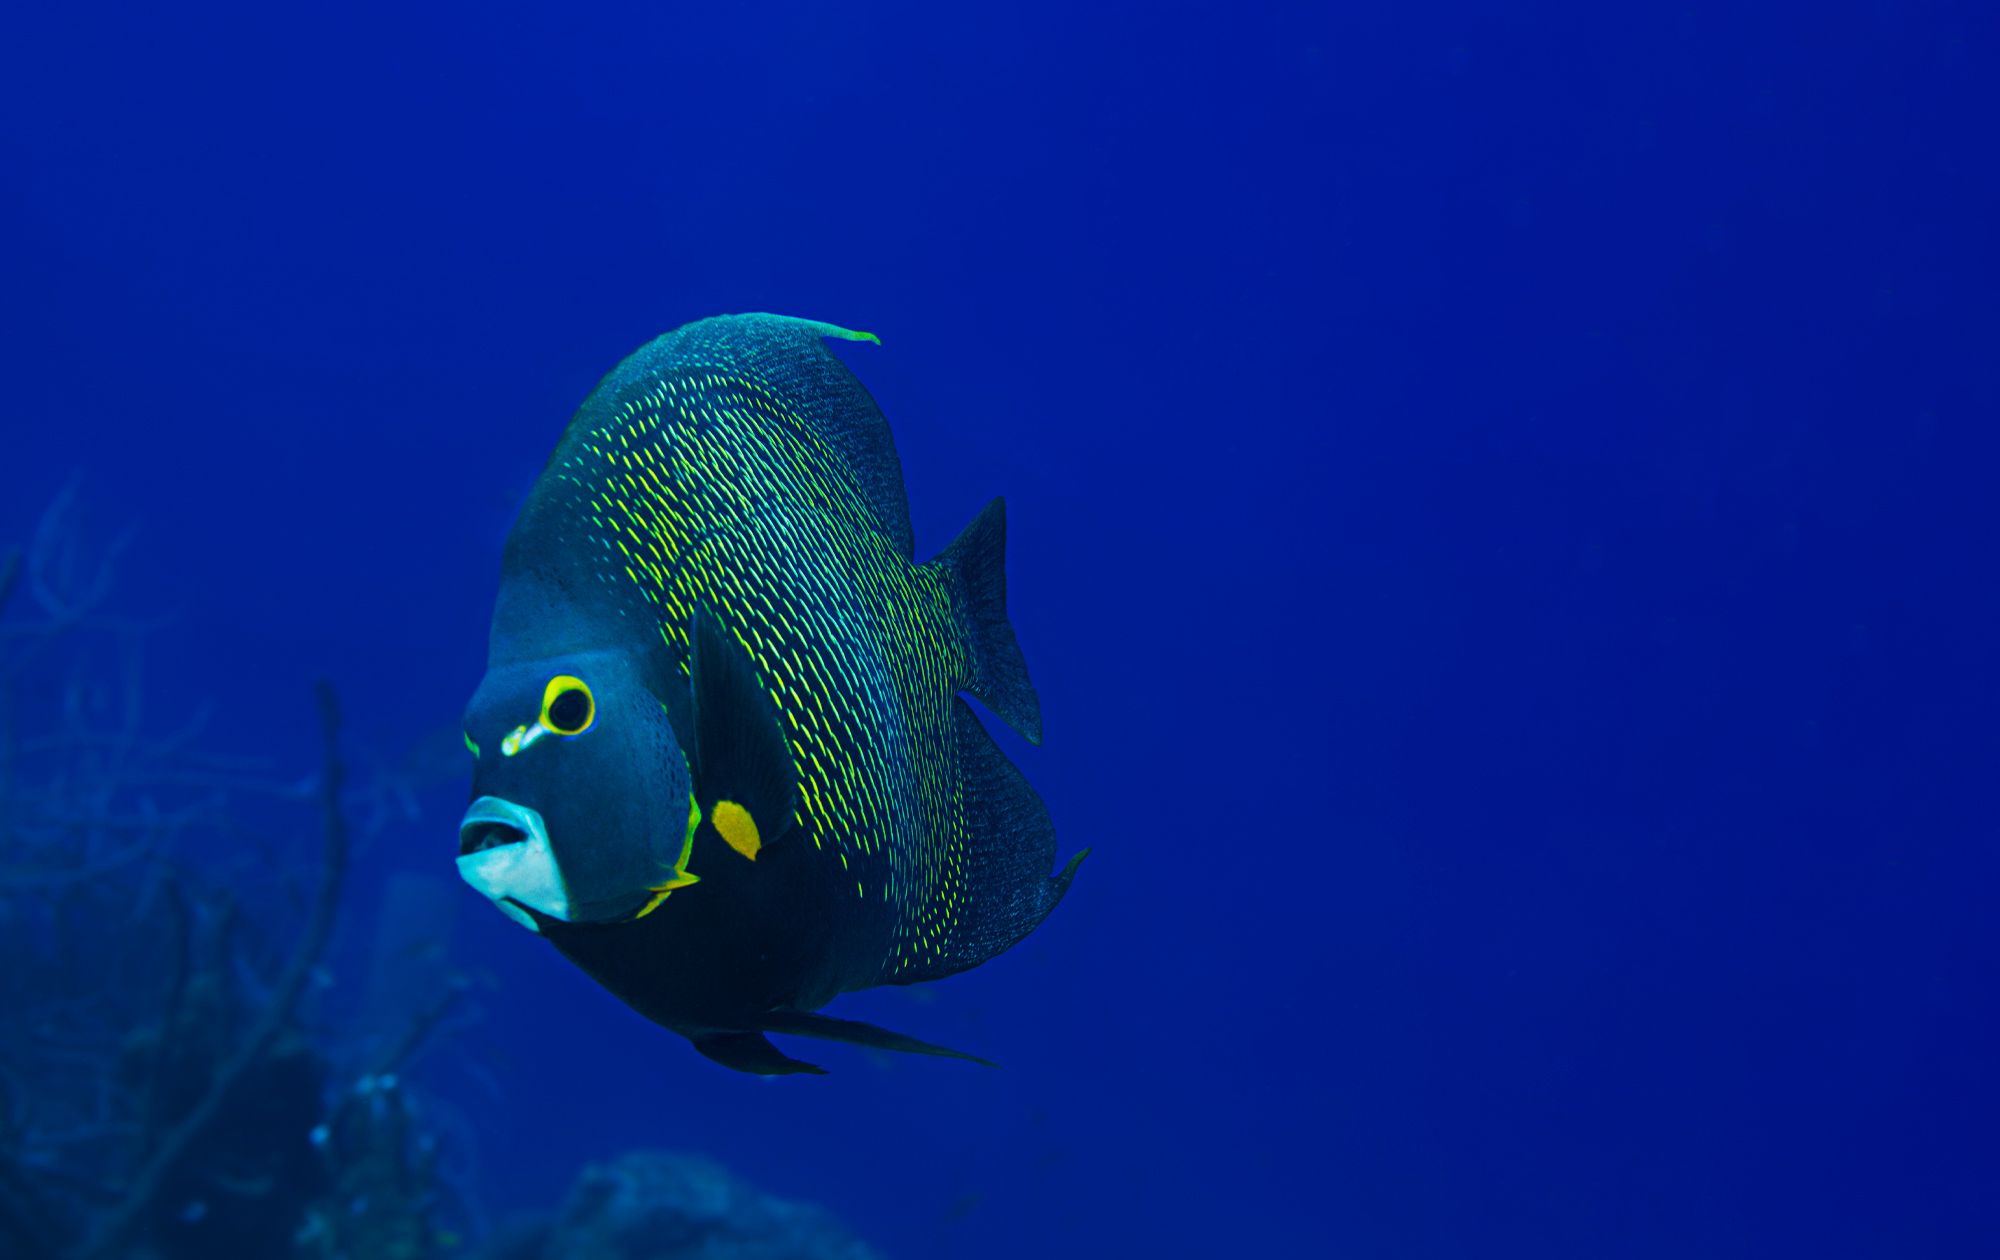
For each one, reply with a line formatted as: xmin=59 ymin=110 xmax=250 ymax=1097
xmin=20 ymin=477 xmax=133 ymax=631
xmin=0 ymin=545 xmax=20 ymax=617
xmin=69 ymin=688 xmax=349 ymax=1259
xmin=0 ymin=484 xmax=482 ymax=1258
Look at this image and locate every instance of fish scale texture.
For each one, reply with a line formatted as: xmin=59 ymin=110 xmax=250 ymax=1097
xmin=510 ymin=314 xmax=1049 ymax=981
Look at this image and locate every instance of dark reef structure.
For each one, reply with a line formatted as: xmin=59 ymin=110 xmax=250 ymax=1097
xmin=478 ymin=1152 xmax=881 ymax=1260
xmin=0 ymin=489 xmax=883 ymax=1259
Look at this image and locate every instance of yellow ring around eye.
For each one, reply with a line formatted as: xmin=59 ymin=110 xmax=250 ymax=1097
xmin=539 ymin=675 xmax=595 ymax=737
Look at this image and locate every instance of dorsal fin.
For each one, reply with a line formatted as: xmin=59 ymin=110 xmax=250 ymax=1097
xmin=593 ymin=313 xmax=916 ymax=558
xmin=933 ymin=496 xmax=1041 ymax=743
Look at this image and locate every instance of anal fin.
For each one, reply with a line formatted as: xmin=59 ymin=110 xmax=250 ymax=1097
xmin=759 ymin=1009 xmax=998 ymax=1068
xmin=690 ymin=1030 xmax=827 ymax=1076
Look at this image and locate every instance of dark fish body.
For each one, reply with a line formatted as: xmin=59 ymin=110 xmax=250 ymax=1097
xmin=458 ymin=314 xmax=1083 ymax=1073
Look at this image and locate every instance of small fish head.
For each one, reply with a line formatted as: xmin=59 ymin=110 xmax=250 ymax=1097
xmin=457 ymin=649 xmax=693 ymax=930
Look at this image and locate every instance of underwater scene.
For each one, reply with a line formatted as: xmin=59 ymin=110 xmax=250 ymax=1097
xmin=1 ymin=3 xmax=1993 ymax=1257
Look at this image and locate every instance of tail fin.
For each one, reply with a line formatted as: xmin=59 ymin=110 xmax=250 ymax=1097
xmin=934 ymin=497 xmax=1042 ymax=744
xmin=892 ymin=699 xmax=1088 ymax=984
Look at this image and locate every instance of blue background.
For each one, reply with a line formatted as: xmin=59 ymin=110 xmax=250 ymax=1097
xmin=3 ymin=2 xmax=1995 ymax=1255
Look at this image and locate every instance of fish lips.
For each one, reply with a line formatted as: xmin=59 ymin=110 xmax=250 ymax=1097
xmin=457 ymin=796 xmax=571 ymax=932
xmin=456 ymin=796 xmax=667 ymax=930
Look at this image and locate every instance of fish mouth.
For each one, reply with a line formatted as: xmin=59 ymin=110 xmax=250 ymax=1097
xmin=456 ymin=797 xmax=568 ymax=932
xmin=459 ymin=818 xmax=526 ymax=855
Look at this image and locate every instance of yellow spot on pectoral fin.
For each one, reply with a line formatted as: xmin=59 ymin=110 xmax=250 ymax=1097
xmin=713 ymin=799 xmax=762 ymax=861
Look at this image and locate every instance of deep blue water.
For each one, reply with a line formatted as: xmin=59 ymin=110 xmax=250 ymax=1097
xmin=3 ymin=2 xmax=1996 ymax=1255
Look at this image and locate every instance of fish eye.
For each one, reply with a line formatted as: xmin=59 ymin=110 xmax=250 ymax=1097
xmin=540 ymin=675 xmax=595 ymax=737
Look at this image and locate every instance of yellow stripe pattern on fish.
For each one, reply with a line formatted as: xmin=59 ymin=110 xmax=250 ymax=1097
xmin=531 ymin=325 xmax=976 ymax=978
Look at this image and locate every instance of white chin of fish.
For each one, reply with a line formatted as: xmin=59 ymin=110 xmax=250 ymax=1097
xmin=457 ymin=796 xmax=569 ymax=932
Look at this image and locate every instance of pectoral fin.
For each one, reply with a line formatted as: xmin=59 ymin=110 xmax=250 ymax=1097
xmin=691 ymin=604 xmax=797 ymax=861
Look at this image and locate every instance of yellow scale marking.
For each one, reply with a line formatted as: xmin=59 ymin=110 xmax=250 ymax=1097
xmin=542 ymin=327 xmax=978 ymax=972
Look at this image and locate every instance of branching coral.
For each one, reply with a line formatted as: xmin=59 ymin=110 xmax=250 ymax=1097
xmin=66 ymin=686 xmax=348 ymax=1259
xmin=0 ymin=488 xmax=468 ymax=1259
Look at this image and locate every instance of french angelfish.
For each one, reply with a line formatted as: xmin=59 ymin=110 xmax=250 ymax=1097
xmin=456 ymin=313 xmax=1086 ymax=1074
